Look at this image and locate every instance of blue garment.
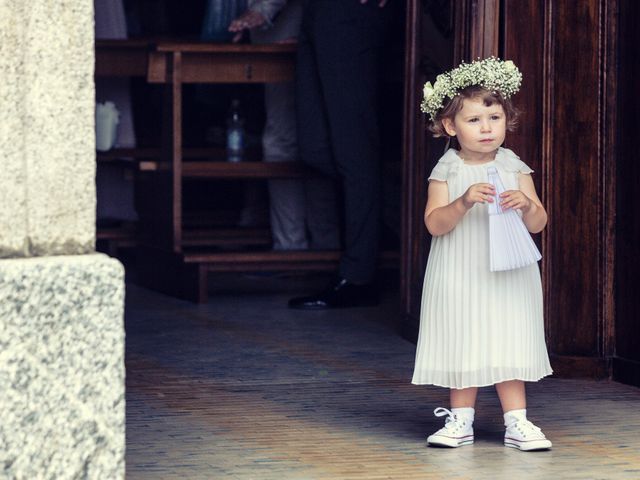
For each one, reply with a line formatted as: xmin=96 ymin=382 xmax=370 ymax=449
xmin=201 ymin=0 xmax=248 ymax=42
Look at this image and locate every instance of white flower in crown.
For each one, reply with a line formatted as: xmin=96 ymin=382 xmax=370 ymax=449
xmin=423 ymin=82 xmax=435 ymax=100
xmin=420 ymin=57 xmax=523 ymax=121
xmin=504 ymin=60 xmax=516 ymax=71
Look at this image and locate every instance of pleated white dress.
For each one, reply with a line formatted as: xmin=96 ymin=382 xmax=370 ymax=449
xmin=411 ymin=147 xmax=553 ymax=389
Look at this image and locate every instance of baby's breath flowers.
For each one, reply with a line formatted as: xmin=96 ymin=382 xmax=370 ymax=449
xmin=420 ymin=57 xmax=522 ymax=120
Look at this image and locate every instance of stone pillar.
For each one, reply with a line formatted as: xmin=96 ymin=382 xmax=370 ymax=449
xmin=0 ymin=1 xmax=125 ymax=478
xmin=0 ymin=0 xmax=96 ymax=257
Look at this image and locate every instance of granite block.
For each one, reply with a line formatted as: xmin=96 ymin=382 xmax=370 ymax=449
xmin=0 ymin=0 xmax=95 ymax=258
xmin=0 ymin=254 xmax=125 ymax=479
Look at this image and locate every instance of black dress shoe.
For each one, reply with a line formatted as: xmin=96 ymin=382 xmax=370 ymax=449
xmin=288 ymin=277 xmax=379 ymax=310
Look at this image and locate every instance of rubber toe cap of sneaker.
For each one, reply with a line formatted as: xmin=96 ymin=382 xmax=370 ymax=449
xmin=427 ymin=434 xmax=472 ymax=448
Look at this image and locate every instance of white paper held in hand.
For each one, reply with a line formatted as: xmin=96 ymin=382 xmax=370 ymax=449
xmin=486 ymin=166 xmax=542 ymax=272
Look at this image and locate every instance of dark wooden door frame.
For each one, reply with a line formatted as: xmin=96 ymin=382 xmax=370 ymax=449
xmin=400 ymin=0 xmax=500 ymax=340
xmin=400 ymin=0 xmax=622 ymax=381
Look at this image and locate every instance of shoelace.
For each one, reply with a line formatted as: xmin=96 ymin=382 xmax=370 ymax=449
xmin=433 ymin=407 xmax=466 ymax=433
xmin=511 ymin=419 xmax=545 ymax=439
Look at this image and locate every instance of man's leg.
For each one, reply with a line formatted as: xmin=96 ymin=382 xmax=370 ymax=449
xmin=311 ymin=2 xmax=390 ymax=284
xmin=295 ymin=9 xmax=337 ymax=179
xmin=263 ymin=82 xmax=309 ymax=250
xmin=295 ymin=7 xmax=341 ymax=250
xmin=288 ymin=2 xmax=388 ymax=308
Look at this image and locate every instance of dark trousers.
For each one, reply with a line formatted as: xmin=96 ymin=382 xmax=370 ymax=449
xmin=296 ymin=0 xmax=391 ymax=283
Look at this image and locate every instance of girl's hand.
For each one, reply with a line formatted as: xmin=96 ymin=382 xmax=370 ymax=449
xmin=462 ymin=183 xmax=496 ymax=209
xmin=228 ymin=10 xmax=268 ymax=42
xmin=500 ymin=190 xmax=532 ymax=212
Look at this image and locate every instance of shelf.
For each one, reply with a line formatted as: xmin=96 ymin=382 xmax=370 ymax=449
xmin=135 ymin=159 xmax=310 ymax=178
xmin=184 ymin=249 xmax=399 ymax=272
xmin=149 ymin=42 xmax=296 ymax=84
xmin=95 ymin=39 xmax=297 ymax=83
xmin=156 ymin=43 xmax=296 ymax=54
xmin=97 ymin=148 xmax=160 ymax=160
xmin=97 ymin=147 xmax=262 ymax=163
xmin=96 ymin=226 xmax=139 ymax=256
xmin=137 ymin=245 xmax=399 ymax=303
xmin=181 ymin=161 xmax=309 ymax=179
xmin=96 ymin=226 xmax=275 ymax=256
xmin=95 ymin=40 xmax=152 ymax=77
xmin=182 ymin=228 xmax=271 ymax=247
xmin=96 ymin=226 xmax=138 ymax=241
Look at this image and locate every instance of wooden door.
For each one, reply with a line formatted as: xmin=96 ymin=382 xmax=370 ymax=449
xmin=400 ymin=0 xmax=625 ymax=381
xmin=501 ymin=0 xmax=617 ymax=378
xmin=614 ymin=0 xmax=640 ymax=387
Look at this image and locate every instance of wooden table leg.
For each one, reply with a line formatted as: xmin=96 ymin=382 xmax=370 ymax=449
xmin=170 ymin=51 xmax=183 ymax=254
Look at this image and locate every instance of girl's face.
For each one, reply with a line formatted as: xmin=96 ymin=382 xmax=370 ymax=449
xmin=443 ymin=97 xmax=507 ymax=159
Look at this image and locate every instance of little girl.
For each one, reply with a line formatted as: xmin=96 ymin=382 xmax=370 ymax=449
xmin=411 ymin=58 xmax=553 ymax=451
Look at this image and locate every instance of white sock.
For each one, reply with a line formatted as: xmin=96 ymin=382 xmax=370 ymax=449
xmin=504 ymin=408 xmax=527 ymax=427
xmin=452 ymin=407 xmax=475 ymax=423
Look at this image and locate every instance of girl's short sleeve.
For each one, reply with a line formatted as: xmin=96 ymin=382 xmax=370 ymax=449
xmin=428 ymin=161 xmax=449 ymax=182
xmin=498 ymin=148 xmax=534 ymax=174
xmin=427 ymin=149 xmax=459 ymax=182
xmin=517 ymin=160 xmax=534 ymax=174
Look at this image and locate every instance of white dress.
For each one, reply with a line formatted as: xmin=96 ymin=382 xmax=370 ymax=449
xmin=411 ymin=147 xmax=553 ymax=389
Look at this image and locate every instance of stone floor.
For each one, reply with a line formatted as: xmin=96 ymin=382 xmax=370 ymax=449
xmin=125 ymin=274 xmax=640 ymax=479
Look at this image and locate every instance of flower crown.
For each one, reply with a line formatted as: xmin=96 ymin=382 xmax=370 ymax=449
xmin=420 ymin=57 xmax=523 ymax=120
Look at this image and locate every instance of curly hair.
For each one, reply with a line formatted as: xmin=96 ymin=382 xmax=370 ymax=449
xmin=428 ymin=85 xmax=520 ymax=138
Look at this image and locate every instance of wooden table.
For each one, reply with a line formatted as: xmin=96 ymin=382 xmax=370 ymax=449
xmin=95 ymin=40 xmax=397 ymax=302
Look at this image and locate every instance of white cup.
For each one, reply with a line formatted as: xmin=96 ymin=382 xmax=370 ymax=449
xmin=96 ymin=101 xmax=120 ymax=151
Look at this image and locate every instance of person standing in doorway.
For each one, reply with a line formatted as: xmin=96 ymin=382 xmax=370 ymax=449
xmin=229 ymin=0 xmax=341 ymax=252
xmin=288 ymin=0 xmax=393 ymax=309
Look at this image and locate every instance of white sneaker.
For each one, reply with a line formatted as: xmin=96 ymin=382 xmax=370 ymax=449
xmin=427 ymin=407 xmax=474 ymax=448
xmin=504 ymin=418 xmax=552 ymax=451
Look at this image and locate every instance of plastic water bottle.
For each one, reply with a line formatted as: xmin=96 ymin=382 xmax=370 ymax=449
xmin=226 ymin=99 xmax=245 ymax=162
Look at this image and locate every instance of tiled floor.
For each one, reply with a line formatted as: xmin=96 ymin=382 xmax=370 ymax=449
xmin=125 ymin=275 xmax=640 ymax=479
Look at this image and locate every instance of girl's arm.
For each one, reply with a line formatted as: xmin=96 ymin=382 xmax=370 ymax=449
xmin=424 ymin=180 xmax=495 ymax=236
xmin=499 ymin=173 xmax=548 ymax=233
